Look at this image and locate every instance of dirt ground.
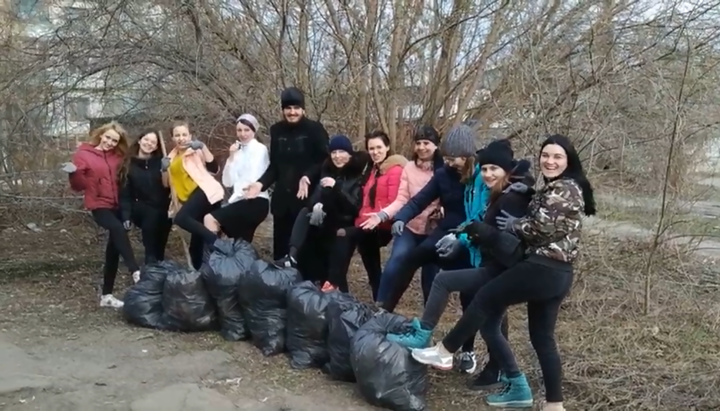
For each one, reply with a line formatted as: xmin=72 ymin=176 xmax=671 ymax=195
xmin=2 ymin=215 xmax=720 ymax=410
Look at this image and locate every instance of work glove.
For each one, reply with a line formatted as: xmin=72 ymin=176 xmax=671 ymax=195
xmin=435 ymin=233 xmax=462 ymax=258
xmin=160 ymin=157 xmax=171 ymax=172
xmin=503 ymin=182 xmax=529 ymax=194
xmin=60 ymin=162 xmax=77 ymax=173
xmin=309 ymin=203 xmax=326 ymax=226
xmin=391 ymin=221 xmax=405 ymax=237
xmin=188 ymin=140 xmax=204 ymax=150
xmin=496 ymin=210 xmax=520 ymax=233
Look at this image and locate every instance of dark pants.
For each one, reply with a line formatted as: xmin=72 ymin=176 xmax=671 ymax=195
xmin=174 ymin=188 xmax=221 ymax=270
xmin=211 ymin=198 xmax=269 ymax=243
xmin=130 ymin=202 xmax=172 ymax=264
xmin=92 ymin=208 xmax=140 ymax=295
xmin=422 ymin=267 xmax=509 ymax=371
xmin=442 ymin=257 xmax=574 ymax=403
xmin=272 ymin=209 xmax=301 ymax=260
xmin=326 ymin=226 xmax=391 ymax=300
xmin=376 ymin=229 xmax=439 ymax=304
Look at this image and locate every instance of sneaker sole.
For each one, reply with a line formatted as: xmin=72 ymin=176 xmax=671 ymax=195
xmin=486 ymin=400 xmax=533 ymax=408
xmin=411 ymin=354 xmax=453 ymax=370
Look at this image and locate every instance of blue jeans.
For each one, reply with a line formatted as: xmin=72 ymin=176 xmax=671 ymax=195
xmin=377 ymin=229 xmax=439 ymax=304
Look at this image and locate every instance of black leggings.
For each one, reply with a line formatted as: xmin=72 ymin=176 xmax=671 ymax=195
xmin=174 ymin=188 xmax=221 ymax=269
xmin=92 ymin=208 xmax=140 ymax=295
xmin=210 ymin=198 xmax=269 ymax=243
xmin=272 ymin=209 xmax=301 ymax=260
xmin=442 ymin=257 xmax=573 ymax=403
xmin=131 ymin=202 xmax=172 ymax=264
xmin=421 ymin=267 xmax=509 ymax=370
xmin=327 ymin=226 xmax=390 ymax=300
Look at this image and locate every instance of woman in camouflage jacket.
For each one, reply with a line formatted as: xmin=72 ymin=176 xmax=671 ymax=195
xmin=409 ymin=134 xmax=596 ymax=411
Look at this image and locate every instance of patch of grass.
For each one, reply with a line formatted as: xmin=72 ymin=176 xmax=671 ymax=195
xmin=598 ymin=201 xmax=720 ymax=239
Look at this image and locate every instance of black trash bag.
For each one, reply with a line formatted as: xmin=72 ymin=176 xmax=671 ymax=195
xmin=161 ymin=265 xmax=217 ymax=332
xmin=286 ymin=282 xmax=345 ymax=369
xmin=122 ymin=261 xmax=176 ymax=329
xmin=201 ymin=239 xmax=259 ymax=341
xmin=324 ymin=295 xmax=373 ymax=382
xmin=351 ymin=313 xmax=428 ymax=411
xmin=238 ymin=259 xmax=301 ymax=356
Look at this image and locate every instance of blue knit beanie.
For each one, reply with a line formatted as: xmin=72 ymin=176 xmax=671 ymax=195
xmin=329 ymin=134 xmax=353 ymax=154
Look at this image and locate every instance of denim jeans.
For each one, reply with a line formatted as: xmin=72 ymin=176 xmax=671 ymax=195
xmin=376 ymin=229 xmax=439 ymax=304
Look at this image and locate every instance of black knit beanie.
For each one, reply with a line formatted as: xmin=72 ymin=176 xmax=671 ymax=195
xmin=281 ymin=87 xmax=305 ymax=109
xmin=477 ymin=139 xmax=514 ymax=172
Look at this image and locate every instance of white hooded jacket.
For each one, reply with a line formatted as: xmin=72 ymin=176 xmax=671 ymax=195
xmin=222 ymin=138 xmax=270 ymax=203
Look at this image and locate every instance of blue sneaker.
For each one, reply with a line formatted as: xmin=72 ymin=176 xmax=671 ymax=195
xmin=387 ymin=318 xmax=432 ymax=349
xmin=486 ymin=373 xmax=533 ymax=408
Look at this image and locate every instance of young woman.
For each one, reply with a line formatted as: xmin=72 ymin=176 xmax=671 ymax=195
xmin=387 ymin=139 xmax=534 ymax=390
xmin=243 ymin=87 xmax=329 ymax=260
xmin=203 ymin=114 xmax=269 ymax=244
xmin=411 ymin=134 xmax=596 ymax=411
xmin=274 ymin=135 xmax=370 ymax=282
xmin=61 ymin=121 xmax=140 ymax=308
xmin=165 ymin=120 xmax=225 ymax=269
xmin=119 ymin=129 xmax=172 ymax=264
xmin=361 ymin=126 xmax=444 ymax=307
xmin=374 ymin=124 xmax=481 ymax=371
xmin=324 ymin=130 xmax=406 ymax=298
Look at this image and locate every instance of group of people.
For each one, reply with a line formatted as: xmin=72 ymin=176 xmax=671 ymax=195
xmin=62 ymin=86 xmax=595 ymax=411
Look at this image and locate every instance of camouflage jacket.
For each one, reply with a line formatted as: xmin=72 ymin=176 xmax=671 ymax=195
xmin=510 ymin=177 xmax=584 ymax=263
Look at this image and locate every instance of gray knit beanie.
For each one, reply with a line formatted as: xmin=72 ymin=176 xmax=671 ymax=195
xmin=441 ymin=125 xmax=477 ymax=157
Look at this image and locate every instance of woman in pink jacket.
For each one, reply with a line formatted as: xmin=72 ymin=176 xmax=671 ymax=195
xmin=361 ymin=126 xmax=444 ymax=304
xmin=324 ymin=130 xmax=407 ymax=299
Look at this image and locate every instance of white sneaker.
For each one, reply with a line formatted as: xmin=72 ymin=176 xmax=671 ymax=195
xmin=100 ymin=294 xmax=124 ymax=308
xmin=411 ymin=343 xmax=454 ymax=370
xmin=132 ymin=270 xmax=141 ymax=284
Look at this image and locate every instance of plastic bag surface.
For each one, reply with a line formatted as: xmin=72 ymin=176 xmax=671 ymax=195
xmin=286 ymin=282 xmax=348 ymax=369
xmin=324 ymin=295 xmax=372 ymax=381
xmin=122 ymin=261 xmax=175 ymax=329
xmin=201 ymin=239 xmax=258 ymax=341
xmin=351 ymin=313 xmax=428 ymax=411
xmin=238 ymin=259 xmax=301 ymax=356
xmin=161 ymin=265 xmax=217 ymax=332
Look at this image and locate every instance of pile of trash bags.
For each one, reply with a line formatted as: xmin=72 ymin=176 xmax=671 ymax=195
xmin=121 ymin=238 xmax=429 ymax=411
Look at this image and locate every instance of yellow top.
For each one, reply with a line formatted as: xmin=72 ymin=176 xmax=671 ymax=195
xmin=168 ymin=155 xmax=197 ymax=202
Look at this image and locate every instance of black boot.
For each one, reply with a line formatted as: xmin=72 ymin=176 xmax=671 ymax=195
xmin=467 ymin=362 xmax=504 ymax=390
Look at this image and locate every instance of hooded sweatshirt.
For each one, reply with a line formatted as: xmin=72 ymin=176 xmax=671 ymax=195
xmin=68 ymin=143 xmax=124 ymax=210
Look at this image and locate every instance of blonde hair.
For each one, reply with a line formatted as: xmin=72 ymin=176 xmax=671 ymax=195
xmin=88 ymin=121 xmax=129 ymax=156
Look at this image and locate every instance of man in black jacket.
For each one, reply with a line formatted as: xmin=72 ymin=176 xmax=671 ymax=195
xmin=244 ymin=87 xmax=329 ymax=259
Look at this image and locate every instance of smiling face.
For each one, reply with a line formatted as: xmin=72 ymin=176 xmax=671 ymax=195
xmin=97 ymin=129 xmax=121 ymax=151
xmin=138 ymin=133 xmax=159 ymax=155
xmin=540 ymin=143 xmax=568 ymax=179
xmin=481 ymin=164 xmax=508 ymax=189
xmin=282 ymin=105 xmax=304 ymax=123
xmin=172 ymin=125 xmax=191 ymax=148
xmin=236 ymin=122 xmax=255 ymax=143
xmin=443 ymin=156 xmax=466 ymax=170
xmin=367 ymin=137 xmax=389 ymax=164
xmin=414 ymin=140 xmax=436 ymax=161
xmin=331 ymin=149 xmax=351 ymax=168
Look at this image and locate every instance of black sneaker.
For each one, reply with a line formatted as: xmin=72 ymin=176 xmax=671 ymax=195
xmin=467 ymin=364 xmax=503 ymax=390
xmin=273 ymin=255 xmax=297 ymax=269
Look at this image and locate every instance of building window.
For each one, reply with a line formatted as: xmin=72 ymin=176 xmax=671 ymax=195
xmin=67 ymin=97 xmax=90 ymax=122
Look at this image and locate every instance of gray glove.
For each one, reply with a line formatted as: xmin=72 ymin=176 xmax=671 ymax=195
xmin=496 ymin=210 xmax=519 ymax=232
xmin=309 ymin=208 xmax=326 ymax=226
xmin=123 ymin=221 xmax=132 ymax=230
xmin=160 ymin=157 xmax=171 ymax=172
xmin=391 ymin=221 xmax=405 ymax=237
xmin=61 ymin=162 xmax=77 ymax=173
xmin=188 ymin=140 xmax=204 ymax=150
xmin=503 ymin=182 xmax=529 ymax=194
xmin=435 ymin=233 xmax=462 ymax=258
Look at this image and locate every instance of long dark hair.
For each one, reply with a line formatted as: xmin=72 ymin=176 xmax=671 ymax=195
xmin=118 ymin=129 xmax=164 ymax=184
xmin=540 ymin=134 xmax=596 ymax=216
xmin=364 ymin=130 xmax=391 ymax=208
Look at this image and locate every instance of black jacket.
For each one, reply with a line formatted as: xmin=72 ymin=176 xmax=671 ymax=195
xmin=464 ymin=160 xmax=535 ymax=270
xmin=119 ymin=156 xmax=171 ymax=221
xmin=309 ymin=151 xmax=370 ymax=227
xmin=258 ymin=117 xmax=329 ymax=215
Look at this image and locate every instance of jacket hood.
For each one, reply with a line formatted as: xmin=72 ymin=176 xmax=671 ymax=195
xmin=78 ymin=143 xmax=121 ymax=158
xmin=378 ymin=154 xmax=408 ymax=174
xmin=321 ymin=151 xmax=370 ymax=178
